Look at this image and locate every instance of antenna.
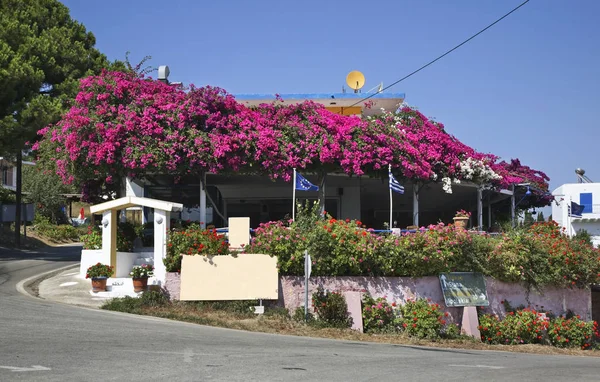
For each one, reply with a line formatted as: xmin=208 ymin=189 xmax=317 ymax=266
xmin=346 ymin=71 xmax=365 ymax=93
xmin=575 ymin=168 xmax=593 ymax=183
xmin=365 ymin=82 xmax=384 ymax=94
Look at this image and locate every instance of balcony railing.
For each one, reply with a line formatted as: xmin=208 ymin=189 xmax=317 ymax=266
xmin=581 ymin=204 xmax=600 ymax=214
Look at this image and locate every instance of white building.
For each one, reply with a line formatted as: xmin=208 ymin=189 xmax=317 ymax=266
xmin=0 ymin=157 xmax=35 ymax=191
xmin=552 ymin=180 xmax=600 ymax=247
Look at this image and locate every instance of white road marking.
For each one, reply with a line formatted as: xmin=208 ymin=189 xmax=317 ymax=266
xmin=59 ymin=282 xmax=78 ymax=287
xmin=0 ymin=365 xmax=51 ymax=372
xmin=449 ymin=364 xmax=505 ymax=370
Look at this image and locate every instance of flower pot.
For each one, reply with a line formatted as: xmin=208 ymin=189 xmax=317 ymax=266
xmin=453 ymin=216 xmax=469 ymax=229
xmin=132 ymin=277 xmax=148 ymax=293
xmin=91 ymin=277 xmax=108 ymax=293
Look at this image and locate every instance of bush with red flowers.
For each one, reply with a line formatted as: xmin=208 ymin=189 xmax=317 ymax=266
xmin=311 ymin=287 xmax=352 ymax=329
xmin=398 ymin=298 xmax=447 ymax=339
xmin=85 ymin=263 xmax=114 ymax=279
xmin=164 ymin=224 xmax=229 ymax=272
xmin=547 ymin=316 xmax=599 ymax=349
xmin=479 ymin=308 xmax=549 ymax=345
xmin=362 ymin=295 xmax=398 ymax=333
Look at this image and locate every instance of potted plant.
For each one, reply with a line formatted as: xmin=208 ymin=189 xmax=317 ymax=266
xmin=130 ymin=264 xmax=154 ymax=293
xmin=86 ymin=263 xmax=114 ymax=293
xmin=453 ymin=209 xmax=471 ymax=229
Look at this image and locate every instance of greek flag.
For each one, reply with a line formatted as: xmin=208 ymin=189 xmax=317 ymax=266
xmin=295 ymin=172 xmax=319 ymax=191
xmin=389 ymin=171 xmax=404 ymax=194
xmin=569 ymin=202 xmax=584 ymax=218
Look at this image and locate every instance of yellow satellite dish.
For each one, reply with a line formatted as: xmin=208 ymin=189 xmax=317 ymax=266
xmin=346 ymin=71 xmax=365 ymax=93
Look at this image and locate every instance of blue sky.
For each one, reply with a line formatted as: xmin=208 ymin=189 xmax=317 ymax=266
xmin=62 ymin=0 xmax=600 ymax=194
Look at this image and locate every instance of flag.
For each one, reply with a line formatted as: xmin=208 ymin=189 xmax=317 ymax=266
xmin=389 ymin=171 xmax=404 ymax=194
xmin=569 ymin=202 xmax=584 ymax=218
xmin=295 ymin=172 xmax=319 ymax=191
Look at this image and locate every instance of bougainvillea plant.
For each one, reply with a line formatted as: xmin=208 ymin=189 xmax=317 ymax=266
xmin=33 ymin=70 xmax=550 ymax=205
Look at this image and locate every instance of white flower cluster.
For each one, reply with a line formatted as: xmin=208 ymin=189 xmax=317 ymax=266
xmin=442 ymin=177 xmax=453 ymax=194
xmin=441 ymin=177 xmax=461 ymax=194
xmin=458 ymin=158 xmax=501 ymax=183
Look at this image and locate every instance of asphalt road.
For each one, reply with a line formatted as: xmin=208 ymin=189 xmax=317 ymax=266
xmin=1 ymin=246 xmax=600 ymax=381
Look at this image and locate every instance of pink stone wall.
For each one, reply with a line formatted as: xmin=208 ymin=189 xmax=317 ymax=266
xmin=164 ymin=272 xmax=181 ymax=300
xmin=280 ymin=276 xmax=592 ymax=321
xmin=164 ymin=272 xmax=592 ymax=320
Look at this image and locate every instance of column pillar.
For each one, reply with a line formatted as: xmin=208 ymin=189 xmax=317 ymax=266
xmin=102 ymin=210 xmax=117 ymax=277
xmin=153 ymin=209 xmax=171 ymax=283
xmin=199 ymin=172 xmax=206 ymax=229
xmin=511 ymin=185 xmax=516 ymax=227
xmin=477 ymin=188 xmax=483 ymax=230
xmin=413 ymin=183 xmax=419 ymax=227
xmin=487 ymin=194 xmax=492 ymax=229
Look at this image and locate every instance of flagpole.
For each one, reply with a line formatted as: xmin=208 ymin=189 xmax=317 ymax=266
xmin=568 ymin=196 xmax=572 ymax=237
xmin=292 ymin=168 xmax=297 ymax=222
xmin=389 ymin=164 xmax=393 ymax=231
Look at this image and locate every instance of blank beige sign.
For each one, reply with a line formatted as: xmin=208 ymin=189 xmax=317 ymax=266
xmin=180 ymin=254 xmax=279 ymax=301
xmin=228 ymin=217 xmax=250 ymax=249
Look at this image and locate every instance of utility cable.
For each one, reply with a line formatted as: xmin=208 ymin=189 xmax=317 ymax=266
xmin=350 ymin=0 xmax=530 ymax=107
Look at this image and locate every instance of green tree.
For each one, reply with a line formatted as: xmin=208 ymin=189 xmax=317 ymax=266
xmin=22 ymin=165 xmax=75 ymax=223
xmin=536 ymin=211 xmax=545 ymax=222
xmin=523 ymin=211 xmax=535 ymax=226
xmin=0 ymin=0 xmax=122 ymax=245
xmin=0 ymin=0 xmax=123 ymax=153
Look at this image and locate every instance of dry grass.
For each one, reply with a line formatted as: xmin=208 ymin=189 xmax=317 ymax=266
xmin=131 ymin=303 xmax=600 ymax=358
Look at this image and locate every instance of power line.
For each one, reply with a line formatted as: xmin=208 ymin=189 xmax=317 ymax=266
xmin=350 ymin=0 xmax=530 ymax=107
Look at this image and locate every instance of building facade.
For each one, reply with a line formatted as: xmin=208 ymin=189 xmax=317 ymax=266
xmin=552 ymin=182 xmax=600 ymax=247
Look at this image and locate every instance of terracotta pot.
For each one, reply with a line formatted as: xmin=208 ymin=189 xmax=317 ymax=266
xmin=132 ymin=277 xmax=148 ymax=293
xmin=91 ymin=277 xmax=108 ymax=293
xmin=453 ymin=216 xmax=469 ymax=229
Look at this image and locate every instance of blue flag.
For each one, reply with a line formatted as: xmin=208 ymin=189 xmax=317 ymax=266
xmin=389 ymin=171 xmax=404 ymax=194
xmin=570 ymin=202 xmax=584 ymax=217
xmin=295 ymin=173 xmax=319 ymax=191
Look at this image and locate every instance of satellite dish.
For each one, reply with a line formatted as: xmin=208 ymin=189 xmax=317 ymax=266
xmin=346 ymin=71 xmax=365 ymax=93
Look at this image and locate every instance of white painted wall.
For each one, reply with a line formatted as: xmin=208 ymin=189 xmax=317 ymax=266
xmin=552 ymin=182 xmax=600 ymax=246
xmin=79 ymin=250 xmax=155 ymax=279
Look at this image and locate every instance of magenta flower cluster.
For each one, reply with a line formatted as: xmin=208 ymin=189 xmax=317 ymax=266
xmin=33 ymin=70 xmax=550 ymax=202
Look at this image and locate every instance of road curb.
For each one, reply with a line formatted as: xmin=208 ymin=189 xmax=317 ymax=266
xmin=16 ymin=263 xmax=79 ymax=299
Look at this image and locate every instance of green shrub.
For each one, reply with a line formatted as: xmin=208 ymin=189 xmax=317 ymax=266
xmin=139 ymin=290 xmax=169 ymax=307
xmin=101 ymin=290 xmax=169 ymax=312
xmin=548 ymin=316 xmax=599 ymax=349
xmin=292 ymin=306 xmax=314 ymax=323
xmin=246 ymin=214 xmax=600 ymax=290
xmin=362 ymin=295 xmax=398 ymax=333
xmin=101 ymin=296 xmax=142 ymax=313
xmin=164 ymin=224 xmax=229 ymax=272
xmin=81 ymin=225 xmax=102 ymax=249
xmin=34 ymin=216 xmax=83 ymax=242
xmin=183 ymin=300 xmax=257 ymax=316
xmin=264 ymin=307 xmax=290 ymax=319
xmin=79 ymin=223 xmax=136 ymax=252
xmin=398 ymin=298 xmax=446 ymax=339
xmin=311 ymin=288 xmax=352 ymax=329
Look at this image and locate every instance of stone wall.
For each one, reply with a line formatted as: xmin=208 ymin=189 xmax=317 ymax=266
xmin=279 ymin=276 xmax=593 ymax=321
xmin=164 ymin=272 xmax=181 ymax=300
xmin=163 ymin=273 xmax=592 ymax=320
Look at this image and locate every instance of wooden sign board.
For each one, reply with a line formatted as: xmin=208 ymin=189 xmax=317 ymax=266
xmin=439 ymin=272 xmax=489 ymax=307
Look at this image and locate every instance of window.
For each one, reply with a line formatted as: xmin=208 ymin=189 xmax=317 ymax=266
xmin=580 ymin=193 xmax=593 ymax=214
xmin=2 ymin=167 xmax=13 ymax=187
